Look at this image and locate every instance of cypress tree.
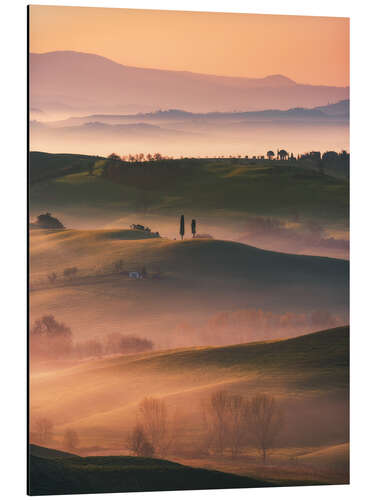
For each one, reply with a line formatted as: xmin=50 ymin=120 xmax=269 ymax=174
xmin=191 ymin=219 xmax=196 ymax=238
xmin=180 ymin=215 xmax=185 ymax=240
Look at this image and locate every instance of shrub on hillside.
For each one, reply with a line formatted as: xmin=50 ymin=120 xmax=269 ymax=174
xmin=34 ymin=212 xmax=64 ymax=229
xmin=30 ymin=315 xmax=73 ymax=359
xmin=105 ymin=332 xmax=154 ymax=355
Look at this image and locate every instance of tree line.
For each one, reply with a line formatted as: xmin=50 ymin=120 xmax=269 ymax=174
xmin=32 ymin=391 xmax=283 ymax=464
xmin=29 ymin=315 xmax=153 ymax=360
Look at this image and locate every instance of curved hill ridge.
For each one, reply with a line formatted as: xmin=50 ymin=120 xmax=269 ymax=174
xmin=29 ymin=327 xmax=349 ymax=444
xmin=29 ymin=447 xmax=273 ymax=495
xmin=49 ymin=326 xmax=349 ymax=385
xmin=30 ymin=228 xmax=349 ymax=272
xmin=29 ymin=230 xmax=349 ymax=328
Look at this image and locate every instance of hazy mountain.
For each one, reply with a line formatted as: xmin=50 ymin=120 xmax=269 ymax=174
xmin=30 ymin=51 xmax=349 ymax=117
xmin=314 ymin=100 xmax=349 ymax=117
xmin=47 ymin=100 xmax=349 ymax=129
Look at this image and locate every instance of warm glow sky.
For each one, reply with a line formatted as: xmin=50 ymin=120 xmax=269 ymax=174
xmin=29 ymin=5 xmax=349 ymax=87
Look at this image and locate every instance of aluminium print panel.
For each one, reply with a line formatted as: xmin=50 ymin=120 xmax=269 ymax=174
xmin=28 ymin=5 xmax=349 ymax=495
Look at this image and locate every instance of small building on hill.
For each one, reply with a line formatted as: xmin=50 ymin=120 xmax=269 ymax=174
xmin=129 ymin=271 xmax=143 ymax=279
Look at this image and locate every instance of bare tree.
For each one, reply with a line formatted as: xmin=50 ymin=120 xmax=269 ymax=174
xmin=47 ymin=272 xmax=57 ymax=284
xmin=63 ymin=267 xmax=78 ymax=279
xmin=204 ymin=391 xmax=250 ymax=457
xmin=226 ymin=395 xmax=250 ymax=458
xmin=138 ymin=397 xmax=167 ymax=456
xmin=63 ymin=428 xmax=79 ymax=451
xmin=128 ymin=423 xmax=154 ymax=457
xmin=208 ymin=391 xmax=229 ymax=455
xmin=30 ymin=315 xmax=73 ymax=358
xmin=249 ymin=393 xmax=283 ymax=464
xmin=33 ymin=417 xmax=54 ymax=445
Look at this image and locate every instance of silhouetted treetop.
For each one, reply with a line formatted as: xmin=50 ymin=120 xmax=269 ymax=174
xmin=34 ymin=212 xmax=64 ymax=229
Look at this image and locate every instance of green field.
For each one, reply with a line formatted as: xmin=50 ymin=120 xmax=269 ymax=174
xmin=29 ymin=152 xmax=349 ymax=226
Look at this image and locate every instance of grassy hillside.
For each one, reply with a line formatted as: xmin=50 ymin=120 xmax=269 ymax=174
xmin=30 ymin=327 xmax=349 ymax=450
xmin=29 ymin=153 xmax=348 ymax=224
xmin=29 ymin=229 xmax=349 ymax=344
xmin=29 ymin=151 xmax=101 ymax=184
xmin=28 ymin=450 xmax=273 ymax=495
xmin=29 ymin=444 xmax=77 ymax=459
xmin=119 ymin=326 xmax=349 ymax=389
xmin=298 ymin=442 xmax=349 ymax=472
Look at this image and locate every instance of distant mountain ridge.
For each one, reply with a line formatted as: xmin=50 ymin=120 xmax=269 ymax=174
xmin=42 ymin=100 xmax=349 ymax=129
xmin=30 ymin=51 xmax=349 ymax=115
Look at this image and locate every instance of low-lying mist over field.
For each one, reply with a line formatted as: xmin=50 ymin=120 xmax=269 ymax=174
xmin=28 ymin=150 xmax=349 ymax=486
xmin=30 ymin=103 xmax=349 ymax=158
xmin=28 ymin=9 xmax=350 ymax=494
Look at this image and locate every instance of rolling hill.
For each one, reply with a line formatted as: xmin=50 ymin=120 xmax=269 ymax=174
xmin=29 ymin=327 xmax=349 ymax=454
xmin=29 ymin=228 xmax=348 ymax=346
xmin=29 ymin=152 xmax=349 ymax=226
xmin=298 ymin=443 xmax=349 ymax=473
xmin=28 ymin=448 xmax=273 ymax=495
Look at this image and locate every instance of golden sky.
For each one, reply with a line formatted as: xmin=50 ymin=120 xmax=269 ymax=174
xmin=29 ymin=5 xmax=349 ymax=87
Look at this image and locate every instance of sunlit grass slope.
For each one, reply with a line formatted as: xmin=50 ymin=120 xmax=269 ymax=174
xmin=29 ymin=229 xmax=348 ymax=344
xmin=30 ymin=152 xmax=349 ymax=222
xmin=298 ymin=442 xmax=349 ymax=472
xmin=30 ymin=327 xmax=349 ymax=441
xmin=30 ymin=229 xmax=348 ymax=291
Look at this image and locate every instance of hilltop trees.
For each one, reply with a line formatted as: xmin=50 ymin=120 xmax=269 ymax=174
xmin=278 ymin=149 xmax=288 ymax=160
xmin=322 ymin=151 xmax=339 ymax=161
xmin=107 ymin=153 xmax=121 ymax=161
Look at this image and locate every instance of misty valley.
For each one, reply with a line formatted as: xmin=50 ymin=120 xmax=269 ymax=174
xmin=28 ymin=16 xmax=349 ymax=494
xmin=29 ymin=152 xmax=349 ymax=494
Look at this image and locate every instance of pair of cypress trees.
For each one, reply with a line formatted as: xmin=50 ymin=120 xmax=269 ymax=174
xmin=179 ymin=215 xmax=196 ymax=240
